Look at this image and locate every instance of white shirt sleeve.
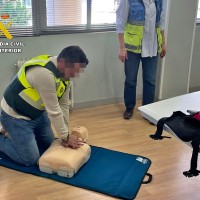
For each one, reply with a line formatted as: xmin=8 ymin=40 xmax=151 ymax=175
xmin=59 ymin=84 xmax=70 ymax=129
xmin=160 ymin=7 xmax=165 ymax=31
xmin=116 ymin=0 xmax=129 ymax=33
xmin=26 ymin=66 xmax=69 ymax=140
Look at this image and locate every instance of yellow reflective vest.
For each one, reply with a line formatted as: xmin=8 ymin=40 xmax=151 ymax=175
xmin=4 ymin=55 xmax=69 ymax=119
xmin=124 ymin=0 xmax=163 ymax=53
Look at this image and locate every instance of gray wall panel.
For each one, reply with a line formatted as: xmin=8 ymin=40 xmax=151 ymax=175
xmin=159 ymin=0 xmax=198 ymax=99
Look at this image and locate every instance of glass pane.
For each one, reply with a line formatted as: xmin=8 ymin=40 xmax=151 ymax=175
xmin=0 ymin=0 xmax=32 ymax=27
xmin=91 ymin=0 xmax=118 ymax=24
xmin=46 ymin=0 xmax=87 ymax=26
xmin=197 ymin=1 xmax=200 ymax=19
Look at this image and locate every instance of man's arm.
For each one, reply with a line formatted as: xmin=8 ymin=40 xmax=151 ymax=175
xmin=28 ymin=67 xmax=69 ymax=139
xmin=59 ymin=84 xmax=70 ymax=128
xmin=26 ymin=67 xmax=82 ymax=148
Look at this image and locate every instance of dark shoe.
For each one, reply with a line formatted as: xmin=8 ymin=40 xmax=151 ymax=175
xmin=123 ymin=109 xmax=133 ymax=120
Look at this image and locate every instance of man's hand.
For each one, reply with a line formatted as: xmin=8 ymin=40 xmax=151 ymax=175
xmin=62 ymin=134 xmax=84 ymax=149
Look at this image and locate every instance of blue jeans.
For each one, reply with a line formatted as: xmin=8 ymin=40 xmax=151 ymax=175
xmin=0 ymin=110 xmax=55 ymax=166
xmin=124 ymin=51 xmax=158 ymax=109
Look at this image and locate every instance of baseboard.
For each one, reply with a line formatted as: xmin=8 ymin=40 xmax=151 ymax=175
xmin=72 ymin=94 xmax=143 ymax=110
xmin=73 ymin=97 xmax=124 ymax=110
xmin=189 ymin=86 xmax=200 ymax=93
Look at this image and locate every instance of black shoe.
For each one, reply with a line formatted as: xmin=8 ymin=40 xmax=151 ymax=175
xmin=123 ymin=109 xmax=133 ymax=120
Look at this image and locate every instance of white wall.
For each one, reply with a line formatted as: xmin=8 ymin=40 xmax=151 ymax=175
xmin=158 ymin=0 xmax=199 ymax=99
xmin=0 ymin=0 xmax=199 ymax=109
xmin=0 ymin=32 xmax=143 ymax=109
xmin=190 ymin=26 xmax=200 ymax=90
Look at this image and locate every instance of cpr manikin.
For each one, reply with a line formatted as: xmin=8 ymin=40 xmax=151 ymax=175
xmin=39 ymin=126 xmax=91 ymax=178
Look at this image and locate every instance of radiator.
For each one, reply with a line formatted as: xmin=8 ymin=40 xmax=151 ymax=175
xmin=15 ymin=59 xmax=74 ymax=109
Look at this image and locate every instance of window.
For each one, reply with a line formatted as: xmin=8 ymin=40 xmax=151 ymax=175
xmin=0 ymin=0 xmax=33 ymax=37
xmin=0 ymin=0 xmax=119 ymax=37
xmin=197 ymin=0 xmax=200 ymax=22
xmin=91 ymin=0 xmax=118 ymax=24
xmin=42 ymin=0 xmax=118 ymax=33
xmin=46 ymin=0 xmax=87 ymax=26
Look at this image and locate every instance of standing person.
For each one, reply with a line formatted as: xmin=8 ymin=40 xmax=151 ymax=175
xmin=0 ymin=46 xmax=89 ymax=166
xmin=116 ymin=0 xmax=166 ymax=120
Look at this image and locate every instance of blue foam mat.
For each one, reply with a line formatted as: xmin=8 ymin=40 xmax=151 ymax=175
xmin=0 ymin=146 xmax=152 ymax=200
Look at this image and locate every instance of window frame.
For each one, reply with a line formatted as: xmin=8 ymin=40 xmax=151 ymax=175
xmin=0 ymin=0 xmax=117 ymax=38
xmin=35 ymin=0 xmax=117 ymax=36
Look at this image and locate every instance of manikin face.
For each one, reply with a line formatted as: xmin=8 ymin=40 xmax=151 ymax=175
xmin=57 ymin=58 xmax=86 ymax=80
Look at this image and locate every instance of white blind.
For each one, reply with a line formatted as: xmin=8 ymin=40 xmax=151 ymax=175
xmin=41 ymin=0 xmax=88 ymax=32
xmin=46 ymin=0 xmax=87 ymax=26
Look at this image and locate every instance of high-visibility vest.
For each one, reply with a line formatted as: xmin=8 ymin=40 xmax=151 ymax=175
xmin=124 ymin=0 xmax=163 ymax=53
xmin=4 ymin=55 xmax=69 ymax=119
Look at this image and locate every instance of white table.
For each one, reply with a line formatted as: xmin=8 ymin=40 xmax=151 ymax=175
xmin=138 ymin=91 xmax=200 ymax=147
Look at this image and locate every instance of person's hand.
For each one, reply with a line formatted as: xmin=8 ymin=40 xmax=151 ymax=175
xmin=62 ymin=134 xmax=84 ymax=149
xmin=160 ymin=43 xmax=166 ymax=58
xmin=118 ymin=47 xmax=127 ymax=63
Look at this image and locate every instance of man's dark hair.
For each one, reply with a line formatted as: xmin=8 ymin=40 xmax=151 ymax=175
xmin=58 ymin=46 xmax=89 ymax=65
